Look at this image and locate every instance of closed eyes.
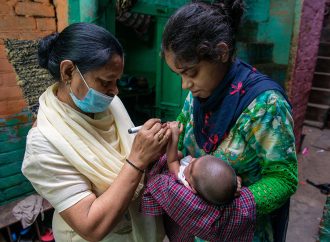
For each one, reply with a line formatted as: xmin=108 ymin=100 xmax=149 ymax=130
xmin=97 ymin=78 xmax=116 ymax=88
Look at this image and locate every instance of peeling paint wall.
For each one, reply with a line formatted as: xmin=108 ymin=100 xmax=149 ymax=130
xmin=235 ymin=0 xmax=297 ymax=88
xmin=258 ymin=0 xmax=296 ymax=64
xmin=0 ymin=0 xmax=69 ymax=205
xmin=0 ymin=0 xmax=57 ymax=117
xmin=0 ymin=111 xmax=34 ymax=205
xmin=240 ymin=0 xmax=296 ymax=65
xmin=54 ymin=0 xmax=69 ymax=32
xmin=287 ymin=0 xmax=326 ymax=149
xmin=67 ymin=0 xmax=115 ymax=32
xmin=68 ymin=0 xmax=98 ymax=23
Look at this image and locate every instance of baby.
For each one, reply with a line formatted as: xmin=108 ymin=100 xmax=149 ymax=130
xmin=166 ymin=122 xmax=240 ymax=205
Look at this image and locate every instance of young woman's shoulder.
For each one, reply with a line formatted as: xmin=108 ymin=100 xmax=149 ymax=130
xmin=235 ymin=90 xmax=293 ymax=136
xmin=245 ymin=90 xmax=291 ymax=117
xmin=256 ymin=89 xmax=289 ymax=104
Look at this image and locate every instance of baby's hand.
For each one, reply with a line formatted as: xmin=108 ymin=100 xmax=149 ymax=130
xmin=168 ymin=121 xmax=183 ymax=135
xmin=168 ymin=121 xmax=183 ymax=142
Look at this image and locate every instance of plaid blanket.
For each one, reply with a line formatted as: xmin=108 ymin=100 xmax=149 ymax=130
xmin=141 ymin=156 xmax=256 ymax=242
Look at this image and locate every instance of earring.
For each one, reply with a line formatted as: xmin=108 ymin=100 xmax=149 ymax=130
xmin=187 ymin=82 xmax=193 ymax=88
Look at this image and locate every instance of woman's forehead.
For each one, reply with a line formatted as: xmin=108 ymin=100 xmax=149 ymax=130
xmin=165 ymin=50 xmax=198 ymax=72
xmin=93 ymin=55 xmax=124 ymax=77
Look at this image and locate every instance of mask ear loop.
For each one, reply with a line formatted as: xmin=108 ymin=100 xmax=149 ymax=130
xmin=75 ymin=66 xmax=91 ymax=89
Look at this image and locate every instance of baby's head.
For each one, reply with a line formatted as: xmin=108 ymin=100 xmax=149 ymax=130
xmin=184 ymin=155 xmax=237 ymax=205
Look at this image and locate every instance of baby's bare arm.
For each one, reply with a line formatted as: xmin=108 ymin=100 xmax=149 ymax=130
xmin=167 ymin=159 xmax=180 ymax=177
xmin=166 ymin=122 xmax=183 ymax=176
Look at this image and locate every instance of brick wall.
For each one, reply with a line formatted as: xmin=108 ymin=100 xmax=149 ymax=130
xmin=287 ymin=0 xmax=326 ymax=150
xmin=0 ymin=0 xmax=67 ymax=205
xmin=0 ymin=0 xmax=58 ymax=117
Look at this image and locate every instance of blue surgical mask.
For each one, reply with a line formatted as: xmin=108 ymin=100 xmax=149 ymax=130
xmin=69 ymin=66 xmax=114 ymax=113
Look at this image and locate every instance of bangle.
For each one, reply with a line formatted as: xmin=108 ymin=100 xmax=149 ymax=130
xmin=126 ymin=159 xmax=144 ymax=173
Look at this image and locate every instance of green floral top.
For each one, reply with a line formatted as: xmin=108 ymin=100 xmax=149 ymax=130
xmin=177 ymin=90 xmax=298 ymax=241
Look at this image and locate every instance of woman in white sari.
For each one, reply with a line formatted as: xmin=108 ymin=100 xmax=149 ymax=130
xmin=22 ymin=23 xmax=169 ymax=242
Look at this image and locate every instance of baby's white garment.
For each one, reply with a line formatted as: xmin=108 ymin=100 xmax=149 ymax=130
xmin=177 ymin=155 xmax=192 ymax=188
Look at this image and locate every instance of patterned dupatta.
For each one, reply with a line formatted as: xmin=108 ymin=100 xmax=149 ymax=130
xmin=193 ymin=58 xmax=290 ymax=153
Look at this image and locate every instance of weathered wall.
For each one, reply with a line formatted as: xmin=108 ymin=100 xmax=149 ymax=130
xmin=287 ymin=0 xmax=326 ymax=149
xmin=0 ymin=0 xmax=57 ymax=117
xmin=67 ymin=0 xmax=98 ymax=23
xmin=258 ymin=0 xmax=296 ymax=65
xmin=241 ymin=0 xmax=296 ymax=65
xmin=236 ymin=0 xmax=296 ymax=88
xmin=0 ymin=111 xmax=34 ymax=205
xmin=66 ymin=0 xmax=114 ymax=31
xmin=0 ymin=0 xmax=68 ymax=205
xmin=54 ymin=0 xmax=69 ymax=32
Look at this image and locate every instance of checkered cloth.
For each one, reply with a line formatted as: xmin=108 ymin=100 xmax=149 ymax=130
xmin=141 ymin=156 xmax=256 ymax=242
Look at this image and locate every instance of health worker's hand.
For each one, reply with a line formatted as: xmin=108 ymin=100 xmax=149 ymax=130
xmin=128 ymin=119 xmax=171 ymax=169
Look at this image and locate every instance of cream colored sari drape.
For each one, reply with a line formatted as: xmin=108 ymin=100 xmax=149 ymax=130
xmin=38 ymin=84 xmax=164 ymax=241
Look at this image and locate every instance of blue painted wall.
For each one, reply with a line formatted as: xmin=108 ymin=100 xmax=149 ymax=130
xmin=236 ymin=0 xmax=297 ymax=86
xmin=0 ymin=109 xmax=34 ymax=206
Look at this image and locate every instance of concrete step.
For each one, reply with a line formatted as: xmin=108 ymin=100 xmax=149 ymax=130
xmin=237 ymin=21 xmax=259 ymax=42
xmin=237 ymin=42 xmax=273 ymax=64
xmin=309 ymin=87 xmax=330 ymax=105
xmin=315 ymin=56 xmax=330 ymax=73
xmin=322 ymin=12 xmax=330 ymax=28
xmin=254 ymin=63 xmax=287 ymax=87
xmin=305 ymin=103 xmax=330 ymax=123
xmin=311 ymin=87 xmax=330 ymax=92
xmin=307 ymin=102 xmax=330 ymax=109
xmin=313 ymin=72 xmax=330 ymax=89
xmin=303 ymin=119 xmax=325 ymax=128
xmin=247 ymin=42 xmax=273 ymax=64
xmin=318 ymin=42 xmax=330 ymax=57
xmin=321 ymin=27 xmax=330 ymax=42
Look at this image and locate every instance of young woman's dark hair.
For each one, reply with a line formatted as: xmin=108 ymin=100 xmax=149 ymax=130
xmin=38 ymin=22 xmax=124 ymax=80
xmin=161 ymin=0 xmax=245 ymax=64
